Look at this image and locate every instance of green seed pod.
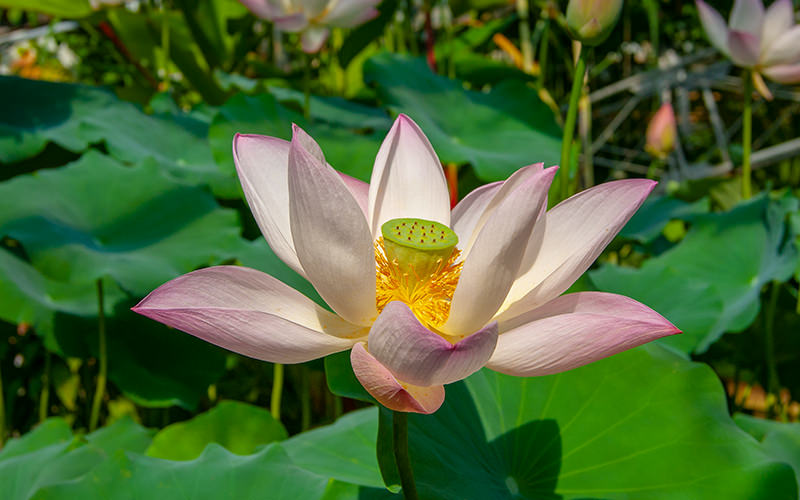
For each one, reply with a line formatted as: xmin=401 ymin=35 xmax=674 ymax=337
xmin=381 ymin=218 xmax=458 ymax=280
xmin=566 ymin=0 xmax=624 ymax=46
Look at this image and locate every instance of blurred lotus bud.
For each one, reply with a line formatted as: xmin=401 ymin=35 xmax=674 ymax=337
xmin=566 ymin=0 xmax=624 ymax=46
xmin=645 ymin=103 xmax=677 ymax=159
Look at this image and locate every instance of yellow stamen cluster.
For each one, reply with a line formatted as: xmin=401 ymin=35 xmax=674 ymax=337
xmin=375 ymin=237 xmax=463 ymax=332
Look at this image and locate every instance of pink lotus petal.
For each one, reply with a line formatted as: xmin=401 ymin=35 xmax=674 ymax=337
xmin=696 ymin=0 xmax=730 ymax=55
xmin=301 ymin=26 xmax=330 ymax=53
xmin=728 ymin=29 xmax=762 ymax=67
xmin=443 ymin=167 xmax=556 ymax=336
xmin=761 ymin=0 xmax=794 ymax=52
xmin=233 ymin=134 xmax=305 ymax=278
xmin=351 ymin=343 xmax=444 ymax=414
xmin=325 ymin=0 xmax=380 ymax=28
xmin=499 ymin=179 xmax=656 ymax=322
xmin=132 ymin=266 xmax=363 ymax=363
xmin=729 ymin=0 xmax=765 ymax=37
xmin=487 ymin=292 xmax=681 ymax=376
xmin=368 ymin=114 xmax=451 ymax=238
xmin=273 ymin=12 xmax=308 ymax=32
xmin=761 ymin=26 xmax=800 ymax=66
xmin=288 ymin=126 xmax=377 ymax=326
xmin=368 ymin=302 xmax=498 ymax=387
xmin=451 ymin=180 xmax=502 ymax=251
xmin=239 ymin=0 xmax=281 ymax=19
xmin=338 ymin=172 xmax=369 ymax=218
xmin=762 ymin=63 xmax=800 ymax=83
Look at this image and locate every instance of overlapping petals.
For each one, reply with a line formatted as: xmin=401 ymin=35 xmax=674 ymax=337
xmin=136 ymin=114 xmax=680 ymax=415
xmin=697 ymin=0 xmax=800 ymax=84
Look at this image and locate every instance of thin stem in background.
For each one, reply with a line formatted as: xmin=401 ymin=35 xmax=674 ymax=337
xmin=271 ymin=363 xmax=284 ymax=421
xmin=537 ymin=17 xmax=550 ymax=91
xmin=742 ymin=69 xmax=753 ymax=199
xmin=764 ymin=281 xmax=780 ymax=403
xmin=392 ymin=411 xmax=419 ymax=500
xmin=39 ymin=351 xmax=51 ymax=423
xmin=303 ymin=53 xmax=311 ymax=119
xmin=0 ymin=361 xmax=5 ymax=449
xmin=89 ymin=279 xmax=107 ymax=432
xmin=516 ymin=0 xmax=533 ymax=73
xmin=404 ymin=0 xmax=418 ymax=55
xmin=560 ymin=45 xmax=586 ymax=202
xmin=300 ymin=364 xmax=311 ymax=431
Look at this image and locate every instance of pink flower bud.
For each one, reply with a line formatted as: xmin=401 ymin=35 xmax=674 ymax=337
xmin=566 ymin=0 xmax=624 ymax=46
xmin=645 ymin=103 xmax=677 ymax=159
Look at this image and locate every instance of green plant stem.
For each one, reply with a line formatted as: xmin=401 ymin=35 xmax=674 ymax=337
xmin=0 ymin=362 xmax=6 ymax=448
xmin=303 ymin=53 xmax=311 ymax=120
xmin=537 ymin=18 xmax=550 ymax=91
xmin=560 ymin=47 xmax=586 ymax=201
xmin=89 ymin=279 xmax=106 ymax=432
xmin=516 ymin=0 xmax=533 ymax=73
xmin=392 ymin=411 xmax=418 ymax=500
xmin=300 ymin=364 xmax=311 ymax=431
xmin=271 ymin=363 xmax=284 ymax=421
xmin=39 ymin=351 xmax=51 ymax=423
xmin=764 ymin=281 xmax=780 ymax=399
xmin=404 ymin=0 xmax=418 ymax=55
xmin=742 ymin=70 xmax=753 ymax=199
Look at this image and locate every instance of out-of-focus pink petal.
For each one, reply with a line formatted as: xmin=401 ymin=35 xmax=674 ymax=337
xmin=487 ymin=292 xmax=681 ymax=376
xmin=442 ymin=167 xmax=556 ymax=336
xmin=351 ymin=343 xmax=444 ymax=414
xmin=368 ymin=114 xmax=450 ymax=238
xmin=233 ymin=134 xmax=305 ymax=278
xmin=729 ymin=0 xmax=765 ymax=37
xmin=325 ymin=0 xmax=380 ymax=27
xmin=273 ymin=13 xmax=308 ymax=31
xmin=451 ymin=181 xmax=502 ymax=251
xmin=338 ymin=172 xmax=369 ymax=218
xmin=761 ymin=26 xmax=800 ymax=66
xmin=368 ymin=302 xmax=498 ymax=386
xmin=498 ymin=179 xmax=656 ymax=322
xmin=132 ymin=266 xmax=363 ymax=363
xmin=762 ymin=63 xmax=800 ymax=83
xmin=761 ymin=0 xmax=794 ymax=52
xmin=696 ymin=0 xmax=730 ymax=55
xmin=728 ymin=30 xmax=762 ymax=66
xmin=239 ymin=0 xmax=281 ymax=19
xmin=288 ymin=126 xmax=377 ymax=326
xmin=301 ymin=26 xmax=329 ymax=53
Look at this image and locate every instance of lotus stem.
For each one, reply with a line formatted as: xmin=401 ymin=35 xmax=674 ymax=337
xmin=300 ymin=364 xmax=311 ymax=431
xmin=39 ymin=351 xmax=51 ymax=423
xmin=742 ymin=69 xmax=753 ymax=199
xmin=516 ymin=0 xmax=533 ymax=73
xmin=89 ymin=278 xmax=107 ymax=432
xmin=404 ymin=0 xmax=418 ymax=55
xmin=537 ymin=18 xmax=550 ymax=91
xmin=0 ymin=361 xmax=5 ymax=448
xmin=392 ymin=411 xmax=419 ymax=500
xmin=764 ymin=281 xmax=780 ymax=403
xmin=560 ymin=45 xmax=586 ymax=201
xmin=271 ymin=363 xmax=284 ymax=421
xmin=303 ymin=53 xmax=311 ymax=120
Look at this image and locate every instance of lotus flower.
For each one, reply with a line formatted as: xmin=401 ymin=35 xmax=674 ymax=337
xmin=696 ymin=0 xmax=800 ymax=85
xmin=645 ymin=102 xmax=677 ymax=159
xmin=133 ymin=115 xmax=680 ymax=414
xmin=565 ymin=0 xmax=624 ymax=46
xmin=240 ymin=0 xmax=379 ymax=53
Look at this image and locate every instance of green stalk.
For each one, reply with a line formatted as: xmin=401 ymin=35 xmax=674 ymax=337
xmin=560 ymin=47 xmax=586 ymax=201
xmin=39 ymin=351 xmax=51 ymax=423
xmin=300 ymin=364 xmax=311 ymax=431
xmin=392 ymin=411 xmax=419 ymax=500
xmin=742 ymin=69 xmax=753 ymax=199
xmin=764 ymin=281 xmax=780 ymax=401
xmin=404 ymin=0 xmax=418 ymax=55
xmin=89 ymin=279 xmax=107 ymax=432
xmin=537 ymin=18 xmax=550 ymax=91
xmin=271 ymin=363 xmax=284 ymax=421
xmin=516 ymin=0 xmax=533 ymax=73
xmin=0 ymin=362 xmax=6 ymax=448
xmin=303 ymin=53 xmax=311 ymax=120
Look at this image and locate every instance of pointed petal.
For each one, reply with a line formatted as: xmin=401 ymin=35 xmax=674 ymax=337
xmin=368 ymin=114 xmax=450 ymax=238
xmin=696 ymin=0 xmax=730 ymax=55
xmin=239 ymin=0 xmax=281 ymax=19
xmin=325 ymin=0 xmax=379 ymax=27
xmin=487 ymin=292 xmax=681 ymax=376
xmin=729 ymin=0 xmax=765 ymax=37
xmin=368 ymin=302 xmax=498 ymax=386
xmin=351 ymin=343 xmax=444 ymax=414
xmin=762 ymin=62 xmax=800 ymax=83
xmin=273 ymin=13 xmax=308 ymax=31
xmin=762 ymin=26 xmax=800 ymax=66
xmin=442 ymin=167 xmax=556 ymax=335
xmin=728 ymin=29 xmax=762 ymax=66
xmin=132 ymin=266 xmax=363 ymax=363
xmin=498 ymin=179 xmax=656 ymax=322
xmin=301 ymin=26 xmax=329 ymax=53
xmin=288 ymin=127 xmax=377 ymax=326
xmin=761 ymin=0 xmax=794 ymax=52
xmin=452 ymin=163 xmax=544 ymax=257
xmin=338 ymin=172 xmax=369 ymax=218
xmin=233 ymin=134 xmax=306 ymax=277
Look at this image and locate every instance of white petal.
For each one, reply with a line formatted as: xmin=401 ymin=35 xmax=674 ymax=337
xmin=301 ymin=26 xmax=329 ymax=53
xmin=729 ymin=0 xmax=765 ymax=37
xmin=761 ymin=0 xmax=794 ymax=52
xmin=696 ymin=0 xmax=730 ymax=55
xmin=368 ymin=114 xmax=450 ymax=238
xmin=761 ymin=26 xmax=800 ymax=66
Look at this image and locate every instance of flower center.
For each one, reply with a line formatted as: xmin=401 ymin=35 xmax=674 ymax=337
xmin=375 ymin=218 xmax=462 ymax=331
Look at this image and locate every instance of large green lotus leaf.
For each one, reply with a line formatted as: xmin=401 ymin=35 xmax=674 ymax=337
xmin=301 ymin=345 xmax=799 ymax=499
xmin=32 ymin=444 xmax=371 ymax=500
xmin=0 ymin=76 xmax=232 ymax=193
xmin=0 ymin=0 xmax=91 ymax=17
xmin=735 ymin=414 xmax=800 ymax=489
xmin=267 ymin=86 xmax=392 ymax=130
xmin=84 ymin=417 xmax=154 ymax=457
xmin=620 ymin=195 xmax=710 ymax=243
xmin=146 ymin=400 xmax=287 ymax=460
xmin=0 ymin=419 xmax=73 ymax=462
xmin=0 ymin=247 xmax=125 ymax=345
xmin=363 ymin=53 xmax=561 ymax=180
xmin=0 ymin=151 xmax=242 ymax=297
xmin=208 ymin=92 xmax=384 ymax=183
xmin=592 ymin=194 xmax=799 ymax=353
